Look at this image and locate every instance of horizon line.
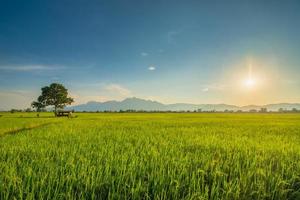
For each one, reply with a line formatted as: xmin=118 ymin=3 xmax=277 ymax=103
xmin=71 ymin=97 xmax=300 ymax=108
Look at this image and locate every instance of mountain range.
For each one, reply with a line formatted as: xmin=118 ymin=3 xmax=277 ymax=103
xmin=69 ymin=97 xmax=300 ymax=112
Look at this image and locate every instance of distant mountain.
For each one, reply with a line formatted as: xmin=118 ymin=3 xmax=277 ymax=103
xmin=69 ymin=97 xmax=300 ymax=112
xmin=70 ymin=97 xmax=165 ymax=111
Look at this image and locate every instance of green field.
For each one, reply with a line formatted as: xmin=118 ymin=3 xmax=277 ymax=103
xmin=1 ymin=112 xmax=300 ymax=199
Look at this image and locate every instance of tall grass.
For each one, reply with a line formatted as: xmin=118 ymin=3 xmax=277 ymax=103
xmin=1 ymin=113 xmax=300 ymax=199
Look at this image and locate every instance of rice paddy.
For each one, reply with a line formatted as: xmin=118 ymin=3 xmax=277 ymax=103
xmin=1 ymin=112 xmax=300 ymax=199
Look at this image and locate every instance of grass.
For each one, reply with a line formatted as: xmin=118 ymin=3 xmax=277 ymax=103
xmin=0 ymin=112 xmax=60 ymax=136
xmin=1 ymin=112 xmax=300 ymax=199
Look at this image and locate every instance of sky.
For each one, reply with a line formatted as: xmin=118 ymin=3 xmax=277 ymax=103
xmin=1 ymin=0 xmax=300 ymax=110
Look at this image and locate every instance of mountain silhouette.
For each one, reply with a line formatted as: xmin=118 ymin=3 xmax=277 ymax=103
xmin=69 ymin=97 xmax=300 ymax=112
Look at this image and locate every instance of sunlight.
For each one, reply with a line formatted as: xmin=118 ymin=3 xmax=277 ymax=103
xmin=243 ymin=62 xmax=257 ymax=89
xmin=244 ymin=78 xmax=256 ymax=88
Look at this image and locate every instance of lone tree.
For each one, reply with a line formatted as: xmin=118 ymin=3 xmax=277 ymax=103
xmin=32 ymin=83 xmax=74 ymax=115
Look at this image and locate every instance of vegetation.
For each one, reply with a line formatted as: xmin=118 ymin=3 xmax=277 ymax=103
xmin=31 ymin=83 xmax=74 ymax=114
xmin=1 ymin=113 xmax=300 ymax=199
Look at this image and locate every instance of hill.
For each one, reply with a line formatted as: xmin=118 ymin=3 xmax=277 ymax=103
xmin=69 ymin=97 xmax=300 ymax=112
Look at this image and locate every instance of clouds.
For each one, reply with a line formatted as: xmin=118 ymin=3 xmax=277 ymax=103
xmin=148 ymin=66 xmax=156 ymax=71
xmin=0 ymin=65 xmax=64 ymax=72
xmin=103 ymin=84 xmax=131 ymax=96
xmin=141 ymin=52 xmax=159 ymax=72
xmin=70 ymin=93 xmax=109 ymax=105
xmin=201 ymin=84 xmax=230 ymax=93
xmin=71 ymin=83 xmax=133 ymax=105
xmin=200 ymin=84 xmax=230 ymax=93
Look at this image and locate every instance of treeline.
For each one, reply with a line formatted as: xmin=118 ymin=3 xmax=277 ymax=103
xmin=77 ymin=108 xmax=300 ymax=113
xmin=9 ymin=108 xmax=47 ymax=113
xmin=7 ymin=107 xmax=300 ymax=113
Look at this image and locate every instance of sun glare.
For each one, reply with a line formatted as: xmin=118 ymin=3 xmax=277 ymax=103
xmin=244 ymin=78 xmax=256 ymax=88
xmin=242 ymin=61 xmax=258 ymax=89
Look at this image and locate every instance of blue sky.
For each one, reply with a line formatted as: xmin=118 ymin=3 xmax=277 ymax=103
xmin=1 ymin=0 xmax=300 ymax=109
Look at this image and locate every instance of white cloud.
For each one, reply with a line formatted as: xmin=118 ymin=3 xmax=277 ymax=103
xmin=0 ymin=65 xmax=65 ymax=72
xmin=148 ymin=66 xmax=156 ymax=71
xmin=69 ymin=83 xmax=133 ymax=104
xmin=202 ymin=83 xmax=229 ymax=91
xmin=70 ymin=93 xmax=109 ymax=105
xmin=103 ymin=84 xmax=131 ymax=96
xmin=141 ymin=52 xmax=148 ymax=56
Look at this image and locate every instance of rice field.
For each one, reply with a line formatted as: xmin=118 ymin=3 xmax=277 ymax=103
xmin=1 ymin=112 xmax=300 ymax=199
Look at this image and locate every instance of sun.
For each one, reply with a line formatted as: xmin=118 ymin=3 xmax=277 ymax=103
xmin=244 ymin=78 xmax=256 ymax=88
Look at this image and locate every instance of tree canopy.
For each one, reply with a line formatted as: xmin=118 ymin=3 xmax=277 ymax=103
xmin=32 ymin=83 xmax=74 ymax=114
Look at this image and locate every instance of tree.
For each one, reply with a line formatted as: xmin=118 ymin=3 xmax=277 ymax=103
xmin=278 ymin=108 xmax=284 ymax=113
xmin=24 ymin=108 xmax=32 ymax=112
xmin=10 ymin=109 xmax=22 ymax=113
xmin=32 ymin=83 xmax=74 ymax=115
xmin=31 ymin=98 xmax=45 ymax=112
xmin=259 ymin=108 xmax=267 ymax=113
